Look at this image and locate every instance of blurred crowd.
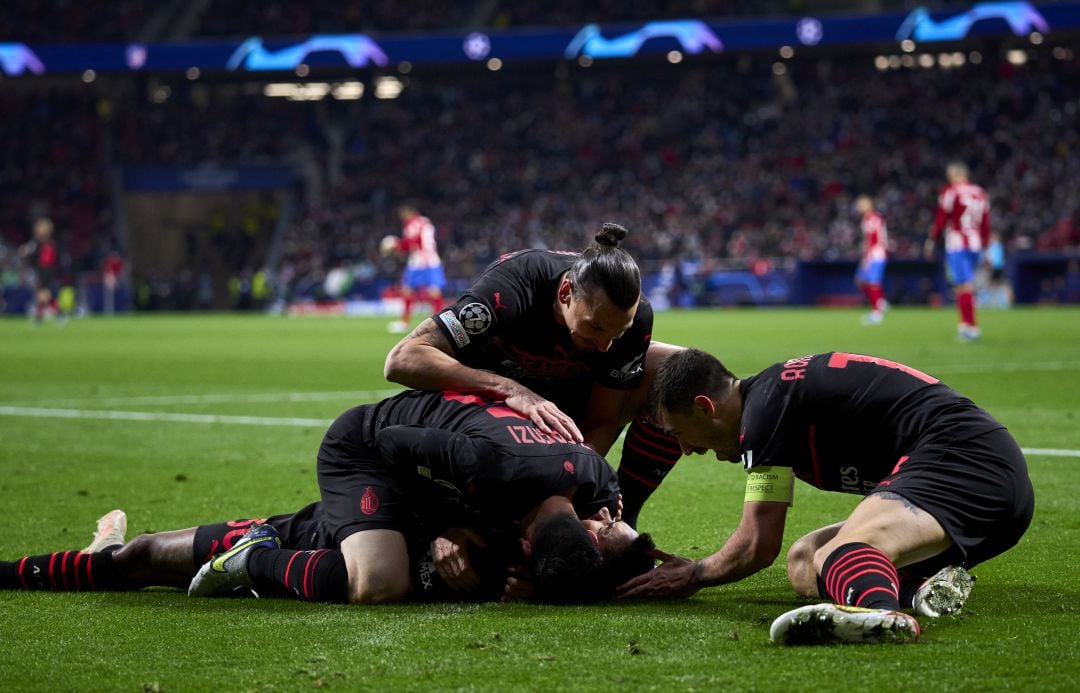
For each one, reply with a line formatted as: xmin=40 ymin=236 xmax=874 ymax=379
xmin=2 ymin=41 xmax=1078 ymax=310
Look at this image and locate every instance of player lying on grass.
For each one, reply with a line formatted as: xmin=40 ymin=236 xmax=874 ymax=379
xmin=384 ymin=223 xmax=686 ymax=527
xmin=0 ymin=390 xmax=657 ymax=604
xmin=617 ymin=349 xmax=1034 ymax=645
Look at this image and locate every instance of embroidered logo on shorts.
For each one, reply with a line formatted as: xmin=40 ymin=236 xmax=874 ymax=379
xmin=439 ymin=310 xmax=471 ymax=348
xmin=563 ymin=460 xmax=575 ymax=474
xmin=360 ymin=486 xmax=380 ymax=516
xmin=459 ymin=302 xmax=492 ymax=335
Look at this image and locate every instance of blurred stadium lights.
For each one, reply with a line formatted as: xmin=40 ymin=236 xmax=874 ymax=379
xmin=1006 ymin=48 xmax=1029 ymax=64
xmin=486 ymin=57 xmax=502 ymax=71
xmin=185 ymin=67 xmax=200 ymax=80
xmin=667 ymin=50 xmax=683 ymax=64
xmin=969 ymin=50 xmax=983 ymax=63
xmin=374 ymin=75 xmax=404 ymax=99
xmin=918 ymin=53 xmax=935 ymax=68
xmin=779 ymin=45 xmax=795 ymax=59
xmin=577 ymin=55 xmax=593 ymax=67
xmin=81 ymin=69 xmax=95 ymax=83
xmin=261 ymin=81 xmax=365 ymax=101
xmin=398 ymin=61 xmax=412 ymax=74
xmin=1030 ymin=31 xmax=1044 ymax=43
xmin=331 ymin=81 xmax=364 ymax=100
xmin=874 ymin=55 xmax=888 ymax=71
xmin=900 ymin=39 xmax=916 ymax=52
xmin=295 ymin=63 xmax=310 ymax=77
xmin=149 ymin=84 xmax=171 ymax=103
xmin=771 ymin=61 xmax=786 ymax=75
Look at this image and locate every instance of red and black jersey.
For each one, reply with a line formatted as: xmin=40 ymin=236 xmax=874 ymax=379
xmin=431 ymin=250 xmax=653 ymax=413
xmin=739 ymin=353 xmax=1005 ymax=495
xmin=346 ymin=389 xmax=620 ymax=526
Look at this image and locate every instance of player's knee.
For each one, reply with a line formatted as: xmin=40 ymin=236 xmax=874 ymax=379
xmin=785 ymin=539 xmax=818 ymax=598
xmin=110 ymin=534 xmax=155 ymax=574
xmin=347 ymin=574 xmax=409 ymax=605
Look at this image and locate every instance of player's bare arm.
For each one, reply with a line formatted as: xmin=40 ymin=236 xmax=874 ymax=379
xmin=384 ymin=318 xmax=583 ymax=442
xmin=617 ymin=501 xmax=787 ymax=599
xmin=579 ymin=383 xmax=637 ymax=455
xmin=431 ymin=527 xmax=488 ymax=593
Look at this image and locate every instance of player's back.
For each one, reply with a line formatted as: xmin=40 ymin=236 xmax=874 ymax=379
xmin=741 ymin=353 xmax=1003 ymax=493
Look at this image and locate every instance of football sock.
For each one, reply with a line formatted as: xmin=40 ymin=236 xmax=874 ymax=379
xmin=821 ymin=542 xmax=900 ymax=610
xmin=0 ymin=549 xmax=127 ymax=591
xmin=861 ymin=284 xmax=876 ymax=308
xmin=869 ymin=285 xmax=885 ymax=312
xmin=428 ymin=292 xmax=444 ymax=315
xmin=401 ymin=296 xmax=413 ymax=324
xmin=247 ymin=548 xmax=349 ymax=603
xmin=617 ymin=414 xmax=683 ymax=528
xmin=957 ymin=291 xmax=976 ymax=326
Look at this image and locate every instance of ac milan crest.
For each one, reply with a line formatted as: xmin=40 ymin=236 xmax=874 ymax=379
xmin=360 ymin=486 xmax=380 ymax=515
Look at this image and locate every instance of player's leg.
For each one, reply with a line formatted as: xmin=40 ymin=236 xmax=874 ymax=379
xmin=786 ymin=521 xmax=844 ymax=598
xmin=614 ymin=341 xmax=685 ymax=527
xmin=948 ymin=250 xmax=980 ymax=339
xmin=337 ymin=529 xmax=410 ymax=604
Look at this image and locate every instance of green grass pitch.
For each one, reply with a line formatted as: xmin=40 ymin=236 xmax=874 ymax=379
xmin=1 ymin=307 xmax=1078 ymax=691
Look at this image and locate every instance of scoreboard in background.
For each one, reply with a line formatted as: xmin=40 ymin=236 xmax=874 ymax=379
xmin=2 ymin=1 xmax=1079 ymax=77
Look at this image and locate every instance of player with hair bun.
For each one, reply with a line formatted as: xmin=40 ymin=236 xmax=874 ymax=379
xmin=385 ymin=223 xmax=686 ymax=528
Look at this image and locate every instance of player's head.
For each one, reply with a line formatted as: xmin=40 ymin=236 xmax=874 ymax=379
xmin=946 ymin=162 xmax=969 ymax=183
xmin=649 ymin=349 xmax=742 ymax=462
xmin=531 ymin=510 xmax=656 ymax=603
xmin=33 ymin=218 xmax=53 ymax=241
xmin=557 ymin=223 xmax=640 ymax=353
xmin=396 ymin=204 xmax=417 ymax=221
xmin=854 ymin=195 xmax=874 ymax=215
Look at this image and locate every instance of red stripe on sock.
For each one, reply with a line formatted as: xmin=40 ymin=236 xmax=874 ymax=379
xmin=617 ymin=463 xmax=660 ymax=489
xmin=829 ymin=556 xmax=897 ymax=600
xmin=61 ymin=551 xmax=72 ymax=591
xmin=624 ymin=440 xmax=678 ymax=467
xmin=301 ymin=551 xmax=320 ymax=600
xmin=626 ymin=428 xmax=682 ymax=459
xmin=17 ymin=557 xmax=29 ymax=590
xmin=284 ymin=551 xmax=302 ymax=591
xmin=306 ymin=550 xmax=329 ymax=601
xmin=825 ymin=548 xmax=882 ymax=597
xmin=837 ymin=566 xmax=898 ymax=605
xmin=48 ymin=552 xmax=59 ymax=589
xmin=73 ymin=552 xmax=83 ymax=591
xmin=86 ymin=553 xmax=96 ymax=591
xmin=855 ymin=586 xmax=898 ymax=608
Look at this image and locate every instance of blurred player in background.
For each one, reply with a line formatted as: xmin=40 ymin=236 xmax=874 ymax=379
xmin=854 ymin=195 xmax=888 ymax=325
xmin=382 ymin=205 xmax=446 ymax=334
xmin=924 ymin=162 xmax=991 ymax=341
xmin=19 ymin=218 xmax=61 ymax=326
xmin=102 ymin=249 xmax=124 ymax=315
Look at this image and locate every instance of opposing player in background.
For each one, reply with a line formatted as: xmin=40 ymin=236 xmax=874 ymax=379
xmin=18 ymin=218 xmax=61 ymax=326
xmin=382 ymin=205 xmax=446 ymax=334
xmin=854 ymin=195 xmax=888 ymax=325
xmin=618 ymin=349 xmax=1033 ymax=645
xmin=385 ymin=223 xmax=686 ymax=528
xmin=924 ymin=162 xmax=991 ymax=341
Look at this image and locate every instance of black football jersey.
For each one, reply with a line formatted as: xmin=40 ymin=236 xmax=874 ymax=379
xmin=739 ymin=353 xmax=1005 ymax=494
xmin=360 ymin=390 xmax=620 ymax=527
xmin=430 ymin=250 xmax=653 ymax=412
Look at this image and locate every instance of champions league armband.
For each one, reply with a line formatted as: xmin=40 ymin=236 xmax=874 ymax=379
xmin=744 ymin=466 xmax=794 ymax=505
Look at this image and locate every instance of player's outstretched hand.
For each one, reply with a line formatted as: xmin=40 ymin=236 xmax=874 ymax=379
xmin=432 ymin=527 xmax=488 ymax=593
xmin=501 ymin=563 xmax=534 ymax=602
xmin=504 ymin=386 xmax=583 ymax=443
xmin=616 ymin=553 xmax=701 ymax=600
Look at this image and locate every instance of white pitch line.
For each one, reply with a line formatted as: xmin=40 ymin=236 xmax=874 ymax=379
xmin=0 ymin=406 xmax=328 ymax=428
xmin=3 ymin=389 xmax=404 ymax=408
xmin=1021 ymin=448 xmax=1080 ymax=458
xmin=2 ymin=406 xmax=1079 ymax=459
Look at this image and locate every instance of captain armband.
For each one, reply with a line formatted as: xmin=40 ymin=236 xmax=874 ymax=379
xmin=744 ymin=466 xmax=794 ymax=506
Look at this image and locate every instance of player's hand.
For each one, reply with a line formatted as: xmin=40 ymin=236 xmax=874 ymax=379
xmin=432 ymin=527 xmax=487 ymax=593
xmin=616 ymin=554 xmax=701 ymax=600
xmin=505 ymin=387 xmax=583 ymax=443
xmin=501 ymin=563 xmax=534 ymax=602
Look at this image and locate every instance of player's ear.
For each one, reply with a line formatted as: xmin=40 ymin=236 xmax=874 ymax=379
xmin=693 ymin=394 xmax=716 ymax=417
xmin=557 ymin=277 xmax=573 ymax=306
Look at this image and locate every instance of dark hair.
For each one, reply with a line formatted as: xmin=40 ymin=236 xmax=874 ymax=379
xmin=649 ymin=348 xmax=737 ymax=418
xmin=530 ymin=513 xmax=606 ymax=604
xmin=531 ymin=513 xmax=660 ymax=604
xmin=568 ymin=222 xmax=641 ymax=310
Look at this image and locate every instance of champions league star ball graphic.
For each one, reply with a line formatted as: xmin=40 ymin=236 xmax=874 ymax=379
xmin=459 ymin=302 xmax=492 ymax=334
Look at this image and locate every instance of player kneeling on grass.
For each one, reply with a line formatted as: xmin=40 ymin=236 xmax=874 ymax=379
xmin=0 ymin=390 xmax=657 ymax=605
xmin=617 ymin=349 xmax=1034 ymax=645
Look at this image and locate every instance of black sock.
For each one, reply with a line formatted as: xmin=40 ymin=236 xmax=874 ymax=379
xmin=820 ymin=542 xmax=900 ymax=610
xmin=617 ymin=414 xmax=683 ymax=528
xmin=0 ymin=549 xmax=127 ymax=591
xmin=247 ymin=548 xmax=349 ymax=603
